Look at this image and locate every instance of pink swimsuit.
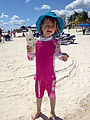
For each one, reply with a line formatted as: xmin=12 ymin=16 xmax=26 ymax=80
xmin=35 ymin=38 xmax=60 ymax=99
xmin=28 ymin=37 xmax=62 ymax=99
xmin=35 ymin=39 xmax=56 ymax=82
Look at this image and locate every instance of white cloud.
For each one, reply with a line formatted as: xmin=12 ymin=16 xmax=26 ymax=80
xmin=11 ymin=15 xmax=19 ymax=20
xmin=52 ymin=0 xmax=89 ymax=17
xmin=52 ymin=9 xmax=83 ymax=16
xmin=0 ymin=12 xmax=8 ymax=18
xmin=25 ymin=0 xmax=30 ymax=3
xmin=84 ymin=0 xmax=90 ymax=5
xmin=0 ymin=20 xmax=3 ymax=23
xmin=41 ymin=5 xmax=51 ymax=10
xmin=3 ymin=22 xmax=8 ymax=25
xmin=26 ymin=18 xmax=30 ymax=21
xmin=10 ymin=19 xmax=25 ymax=25
xmin=35 ymin=4 xmax=51 ymax=11
xmin=65 ymin=0 xmax=90 ymax=10
xmin=52 ymin=9 xmax=68 ymax=16
xmin=35 ymin=7 xmax=39 ymax=11
xmin=88 ymin=11 xmax=90 ymax=17
xmin=0 ymin=20 xmax=8 ymax=26
xmin=10 ymin=15 xmax=25 ymax=25
xmin=0 ymin=20 xmax=8 ymax=29
xmin=0 ymin=13 xmax=27 ymax=31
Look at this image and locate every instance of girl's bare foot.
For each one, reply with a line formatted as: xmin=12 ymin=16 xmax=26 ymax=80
xmin=31 ymin=111 xmax=41 ymax=120
xmin=50 ymin=113 xmax=56 ymax=120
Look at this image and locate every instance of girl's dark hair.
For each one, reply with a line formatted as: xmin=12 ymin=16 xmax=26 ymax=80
xmin=40 ymin=16 xmax=60 ymax=36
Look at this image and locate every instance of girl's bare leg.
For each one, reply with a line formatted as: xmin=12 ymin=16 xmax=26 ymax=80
xmin=50 ymin=99 xmax=56 ymax=120
xmin=31 ymin=98 xmax=42 ymax=120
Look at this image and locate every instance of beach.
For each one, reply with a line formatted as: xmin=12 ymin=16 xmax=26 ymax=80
xmin=0 ymin=29 xmax=90 ymax=120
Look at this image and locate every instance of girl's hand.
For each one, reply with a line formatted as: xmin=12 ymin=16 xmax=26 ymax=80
xmin=62 ymin=53 xmax=69 ymax=62
xmin=26 ymin=45 xmax=32 ymax=53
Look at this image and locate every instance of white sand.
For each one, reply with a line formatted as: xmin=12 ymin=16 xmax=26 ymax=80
xmin=0 ymin=29 xmax=90 ymax=120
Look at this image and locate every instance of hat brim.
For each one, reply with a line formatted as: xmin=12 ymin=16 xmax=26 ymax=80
xmin=36 ymin=12 xmax=64 ymax=36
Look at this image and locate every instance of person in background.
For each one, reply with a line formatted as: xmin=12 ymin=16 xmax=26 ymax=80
xmin=82 ymin=25 xmax=86 ymax=35
xmin=13 ymin=30 xmax=16 ymax=37
xmin=0 ymin=28 xmax=3 ymax=42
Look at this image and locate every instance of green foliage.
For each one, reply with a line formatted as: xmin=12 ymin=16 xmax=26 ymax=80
xmin=67 ymin=11 xmax=89 ymax=26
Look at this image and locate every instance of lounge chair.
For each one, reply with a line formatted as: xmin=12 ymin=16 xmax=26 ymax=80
xmin=58 ymin=35 xmax=76 ymax=44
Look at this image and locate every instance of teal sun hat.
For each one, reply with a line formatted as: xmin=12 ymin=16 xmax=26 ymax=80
xmin=36 ymin=12 xmax=64 ymax=37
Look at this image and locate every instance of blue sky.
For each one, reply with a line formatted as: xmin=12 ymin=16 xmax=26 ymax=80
xmin=0 ymin=0 xmax=90 ymax=31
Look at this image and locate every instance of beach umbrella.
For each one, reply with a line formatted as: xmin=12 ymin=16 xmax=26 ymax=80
xmin=78 ymin=23 xmax=90 ymax=27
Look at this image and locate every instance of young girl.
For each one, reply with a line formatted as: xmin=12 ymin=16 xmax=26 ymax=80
xmin=27 ymin=12 xmax=69 ymax=120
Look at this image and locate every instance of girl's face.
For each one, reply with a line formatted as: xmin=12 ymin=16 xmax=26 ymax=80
xmin=41 ymin=19 xmax=56 ymax=38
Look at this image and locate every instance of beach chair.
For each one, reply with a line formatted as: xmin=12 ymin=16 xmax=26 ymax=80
xmin=59 ymin=39 xmax=69 ymax=44
xmin=58 ymin=35 xmax=76 ymax=44
xmin=33 ymin=32 xmax=40 ymax=38
xmin=66 ymin=35 xmax=76 ymax=43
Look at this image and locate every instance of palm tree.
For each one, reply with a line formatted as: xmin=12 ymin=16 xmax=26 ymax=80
xmin=67 ymin=11 xmax=89 ymax=27
xmin=80 ymin=11 xmax=88 ymax=22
